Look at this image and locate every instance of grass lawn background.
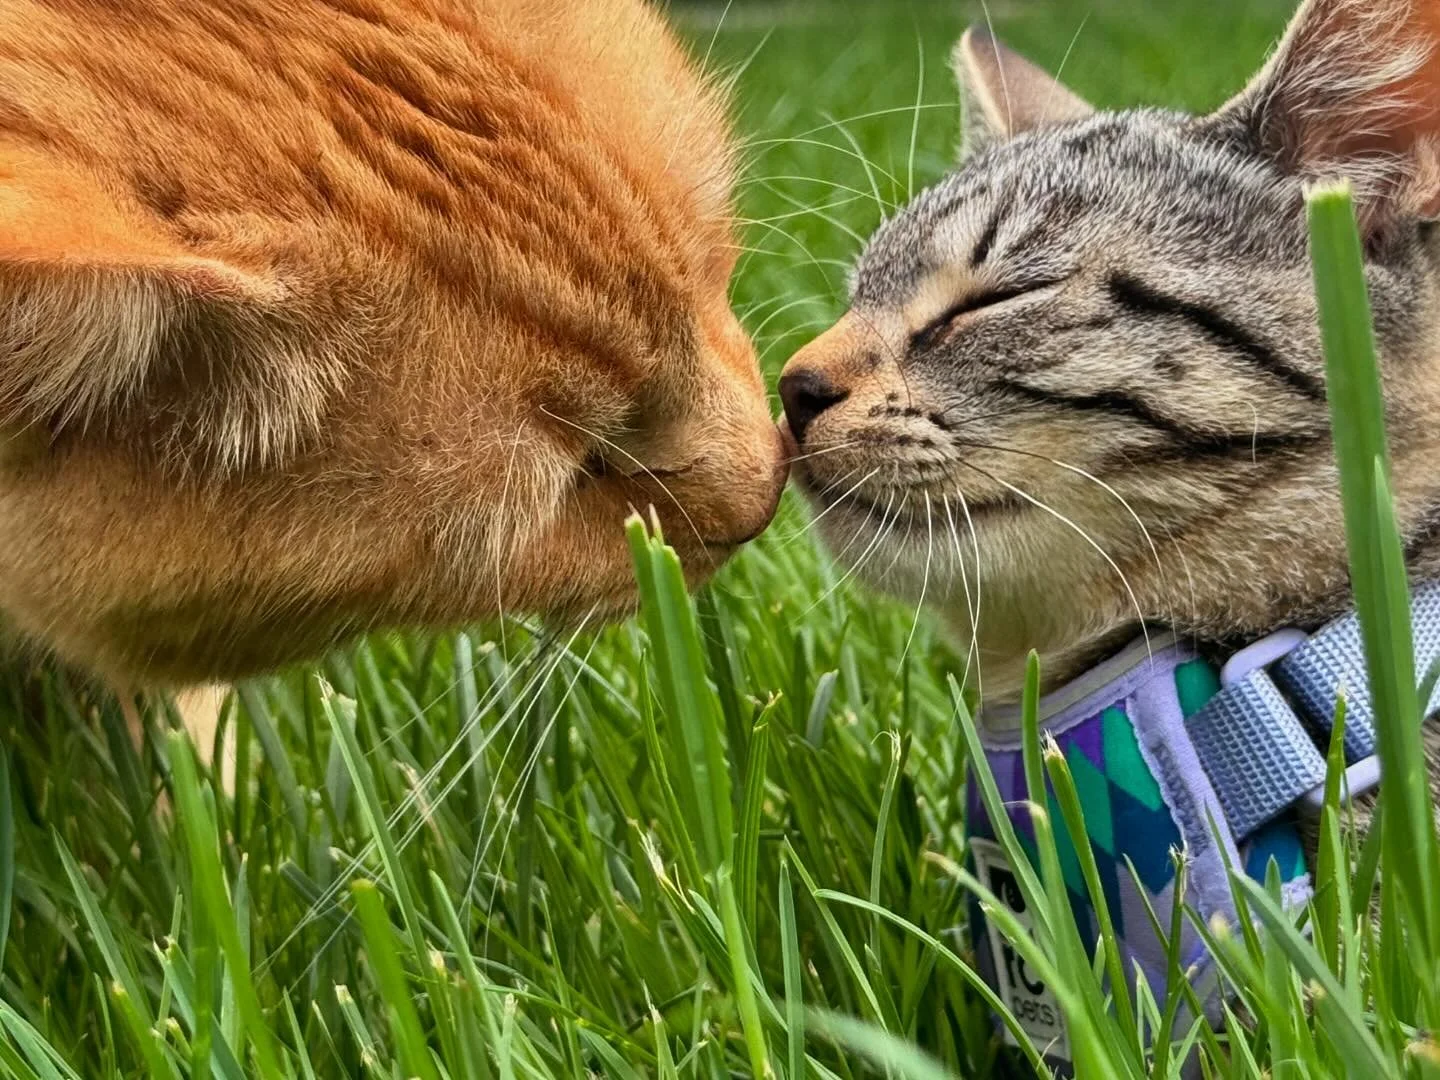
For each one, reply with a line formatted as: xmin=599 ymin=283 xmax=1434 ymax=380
xmin=0 ymin=1 xmax=1305 ymax=1076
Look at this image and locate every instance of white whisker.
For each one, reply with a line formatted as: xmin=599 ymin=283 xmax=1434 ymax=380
xmin=979 ymin=0 xmax=1013 ymax=136
xmin=943 ymin=495 xmax=983 ymax=698
xmin=896 ymin=492 xmax=936 ymax=674
xmin=797 ymin=490 xmax=898 ymax=620
xmin=1044 ymin=16 xmax=1091 ymax=125
xmin=959 ymin=461 xmax=1152 ymax=661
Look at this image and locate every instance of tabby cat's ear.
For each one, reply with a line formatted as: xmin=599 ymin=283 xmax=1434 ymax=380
xmin=0 ymin=146 xmax=336 ymax=470
xmin=952 ymin=27 xmax=1094 ymax=157
xmin=1207 ymin=0 xmax=1440 ymax=224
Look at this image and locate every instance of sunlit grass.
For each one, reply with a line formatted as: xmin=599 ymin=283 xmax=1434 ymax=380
xmin=8 ymin=2 xmax=1434 ymax=1078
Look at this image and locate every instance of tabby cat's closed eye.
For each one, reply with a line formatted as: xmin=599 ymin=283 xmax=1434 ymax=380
xmin=909 ymin=280 xmax=1065 ymax=351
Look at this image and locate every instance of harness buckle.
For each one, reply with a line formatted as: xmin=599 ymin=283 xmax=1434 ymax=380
xmin=1298 ymin=756 xmax=1383 ymax=814
xmin=1218 ymin=627 xmax=1382 ymax=815
xmin=1218 ymin=629 xmax=1308 ymax=685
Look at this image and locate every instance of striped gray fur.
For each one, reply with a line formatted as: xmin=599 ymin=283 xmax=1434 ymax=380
xmin=781 ymin=0 xmax=1440 ymax=828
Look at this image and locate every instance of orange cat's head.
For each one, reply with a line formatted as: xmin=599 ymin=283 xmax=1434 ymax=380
xmin=0 ymin=0 xmax=785 ymax=684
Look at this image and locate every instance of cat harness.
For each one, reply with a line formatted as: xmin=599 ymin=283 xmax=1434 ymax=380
xmin=965 ymin=581 xmax=1440 ymax=1069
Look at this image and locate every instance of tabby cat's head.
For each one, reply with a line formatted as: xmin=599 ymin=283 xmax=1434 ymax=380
xmin=0 ymin=0 xmax=784 ymax=684
xmin=781 ymin=0 xmax=1440 ymax=697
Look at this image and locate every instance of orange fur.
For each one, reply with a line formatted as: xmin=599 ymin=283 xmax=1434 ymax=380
xmin=0 ymin=0 xmax=785 ymax=686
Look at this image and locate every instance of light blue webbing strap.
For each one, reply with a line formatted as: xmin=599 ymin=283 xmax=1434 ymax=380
xmin=1185 ymin=581 xmax=1440 ymax=841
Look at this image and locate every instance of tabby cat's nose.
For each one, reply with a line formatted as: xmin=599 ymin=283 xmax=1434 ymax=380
xmin=779 ymin=368 xmax=848 ymax=442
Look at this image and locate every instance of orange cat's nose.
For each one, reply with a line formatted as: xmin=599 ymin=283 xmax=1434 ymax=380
xmin=706 ymin=424 xmax=788 ymax=547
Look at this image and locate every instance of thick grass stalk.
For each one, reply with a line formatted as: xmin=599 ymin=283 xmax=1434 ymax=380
xmin=626 ymin=514 xmax=734 ymax=876
xmin=1307 ymin=182 xmax=1440 ymax=957
xmin=350 ymin=881 xmax=439 ymax=1080
xmin=717 ymin=864 xmax=772 ymax=1078
xmin=167 ymin=733 xmax=284 ymax=1079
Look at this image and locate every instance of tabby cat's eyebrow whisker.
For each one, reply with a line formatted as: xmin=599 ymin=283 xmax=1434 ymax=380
xmin=756 ymin=177 xmax=869 ymax=247
xmin=740 ymin=173 xmax=881 ymax=202
xmin=760 ymin=322 xmax=847 ymax=366
xmin=729 ymin=243 xmax=799 ymax=259
xmin=956 ymin=459 xmax=1153 ymax=662
xmin=732 ymin=201 xmax=851 ymax=323
xmin=737 ymin=135 xmax=903 ymax=194
xmin=538 ymin=407 xmax=710 ymax=560
xmin=735 ymin=289 xmax=813 ymax=324
xmin=734 ymin=193 xmax=871 ymax=228
xmin=905 ymin=35 xmax=926 ymax=202
xmin=1045 ymin=15 xmax=1091 ymax=126
xmin=732 ymin=211 xmax=848 ymax=295
xmin=736 ymin=103 xmax=956 ymax=160
xmin=748 ymin=291 xmax=841 ymax=344
xmin=817 ymin=114 xmax=894 ymax=217
xmin=978 ymin=0 xmax=1014 ymax=138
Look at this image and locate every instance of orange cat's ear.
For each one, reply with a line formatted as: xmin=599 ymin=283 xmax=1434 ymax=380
xmin=952 ymin=27 xmax=1093 ymax=157
xmin=1208 ymin=0 xmax=1440 ymax=223
xmin=0 ymin=147 xmax=334 ymax=470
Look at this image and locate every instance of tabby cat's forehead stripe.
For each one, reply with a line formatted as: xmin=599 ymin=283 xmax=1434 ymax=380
xmin=969 ymin=193 xmax=1009 ymax=267
xmin=1105 ymin=275 xmax=1326 ymax=402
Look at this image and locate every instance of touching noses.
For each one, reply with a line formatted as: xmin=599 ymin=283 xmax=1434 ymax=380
xmin=778 ymin=367 xmax=848 ymax=442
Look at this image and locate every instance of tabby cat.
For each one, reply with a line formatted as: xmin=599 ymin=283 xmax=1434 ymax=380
xmin=780 ymin=0 xmax=1440 ymax=789
xmin=0 ymin=0 xmax=784 ymax=691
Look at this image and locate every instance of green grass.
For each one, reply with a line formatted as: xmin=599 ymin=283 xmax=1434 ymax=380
xmin=5 ymin=1 xmax=1439 ymax=1077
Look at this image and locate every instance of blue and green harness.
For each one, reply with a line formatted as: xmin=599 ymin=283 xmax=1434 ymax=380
xmin=965 ymin=583 xmax=1440 ymax=1066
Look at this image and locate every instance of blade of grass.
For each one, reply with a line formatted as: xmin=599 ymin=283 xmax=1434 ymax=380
xmin=779 ymin=858 xmax=805 ymax=1080
xmin=717 ymin=864 xmax=771 ymax=1079
xmin=167 ymin=732 xmax=284 ymax=1078
xmin=350 ymin=880 xmax=439 ymax=1080
xmin=0 ymin=743 xmax=13 ymax=969
xmin=1308 ymin=181 xmax=1440 ymax=956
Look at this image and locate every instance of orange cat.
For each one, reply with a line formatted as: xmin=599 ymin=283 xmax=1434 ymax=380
xmin=0 ymin=0 xmax=784 ymax=691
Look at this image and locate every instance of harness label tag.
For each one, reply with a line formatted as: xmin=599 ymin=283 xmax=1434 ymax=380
xmin=971 ymin=837 xmax=1072 ymax=1063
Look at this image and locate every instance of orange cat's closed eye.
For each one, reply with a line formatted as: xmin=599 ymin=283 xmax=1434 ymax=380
xmin=0 ymin=0 xmax=786 ymax=691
